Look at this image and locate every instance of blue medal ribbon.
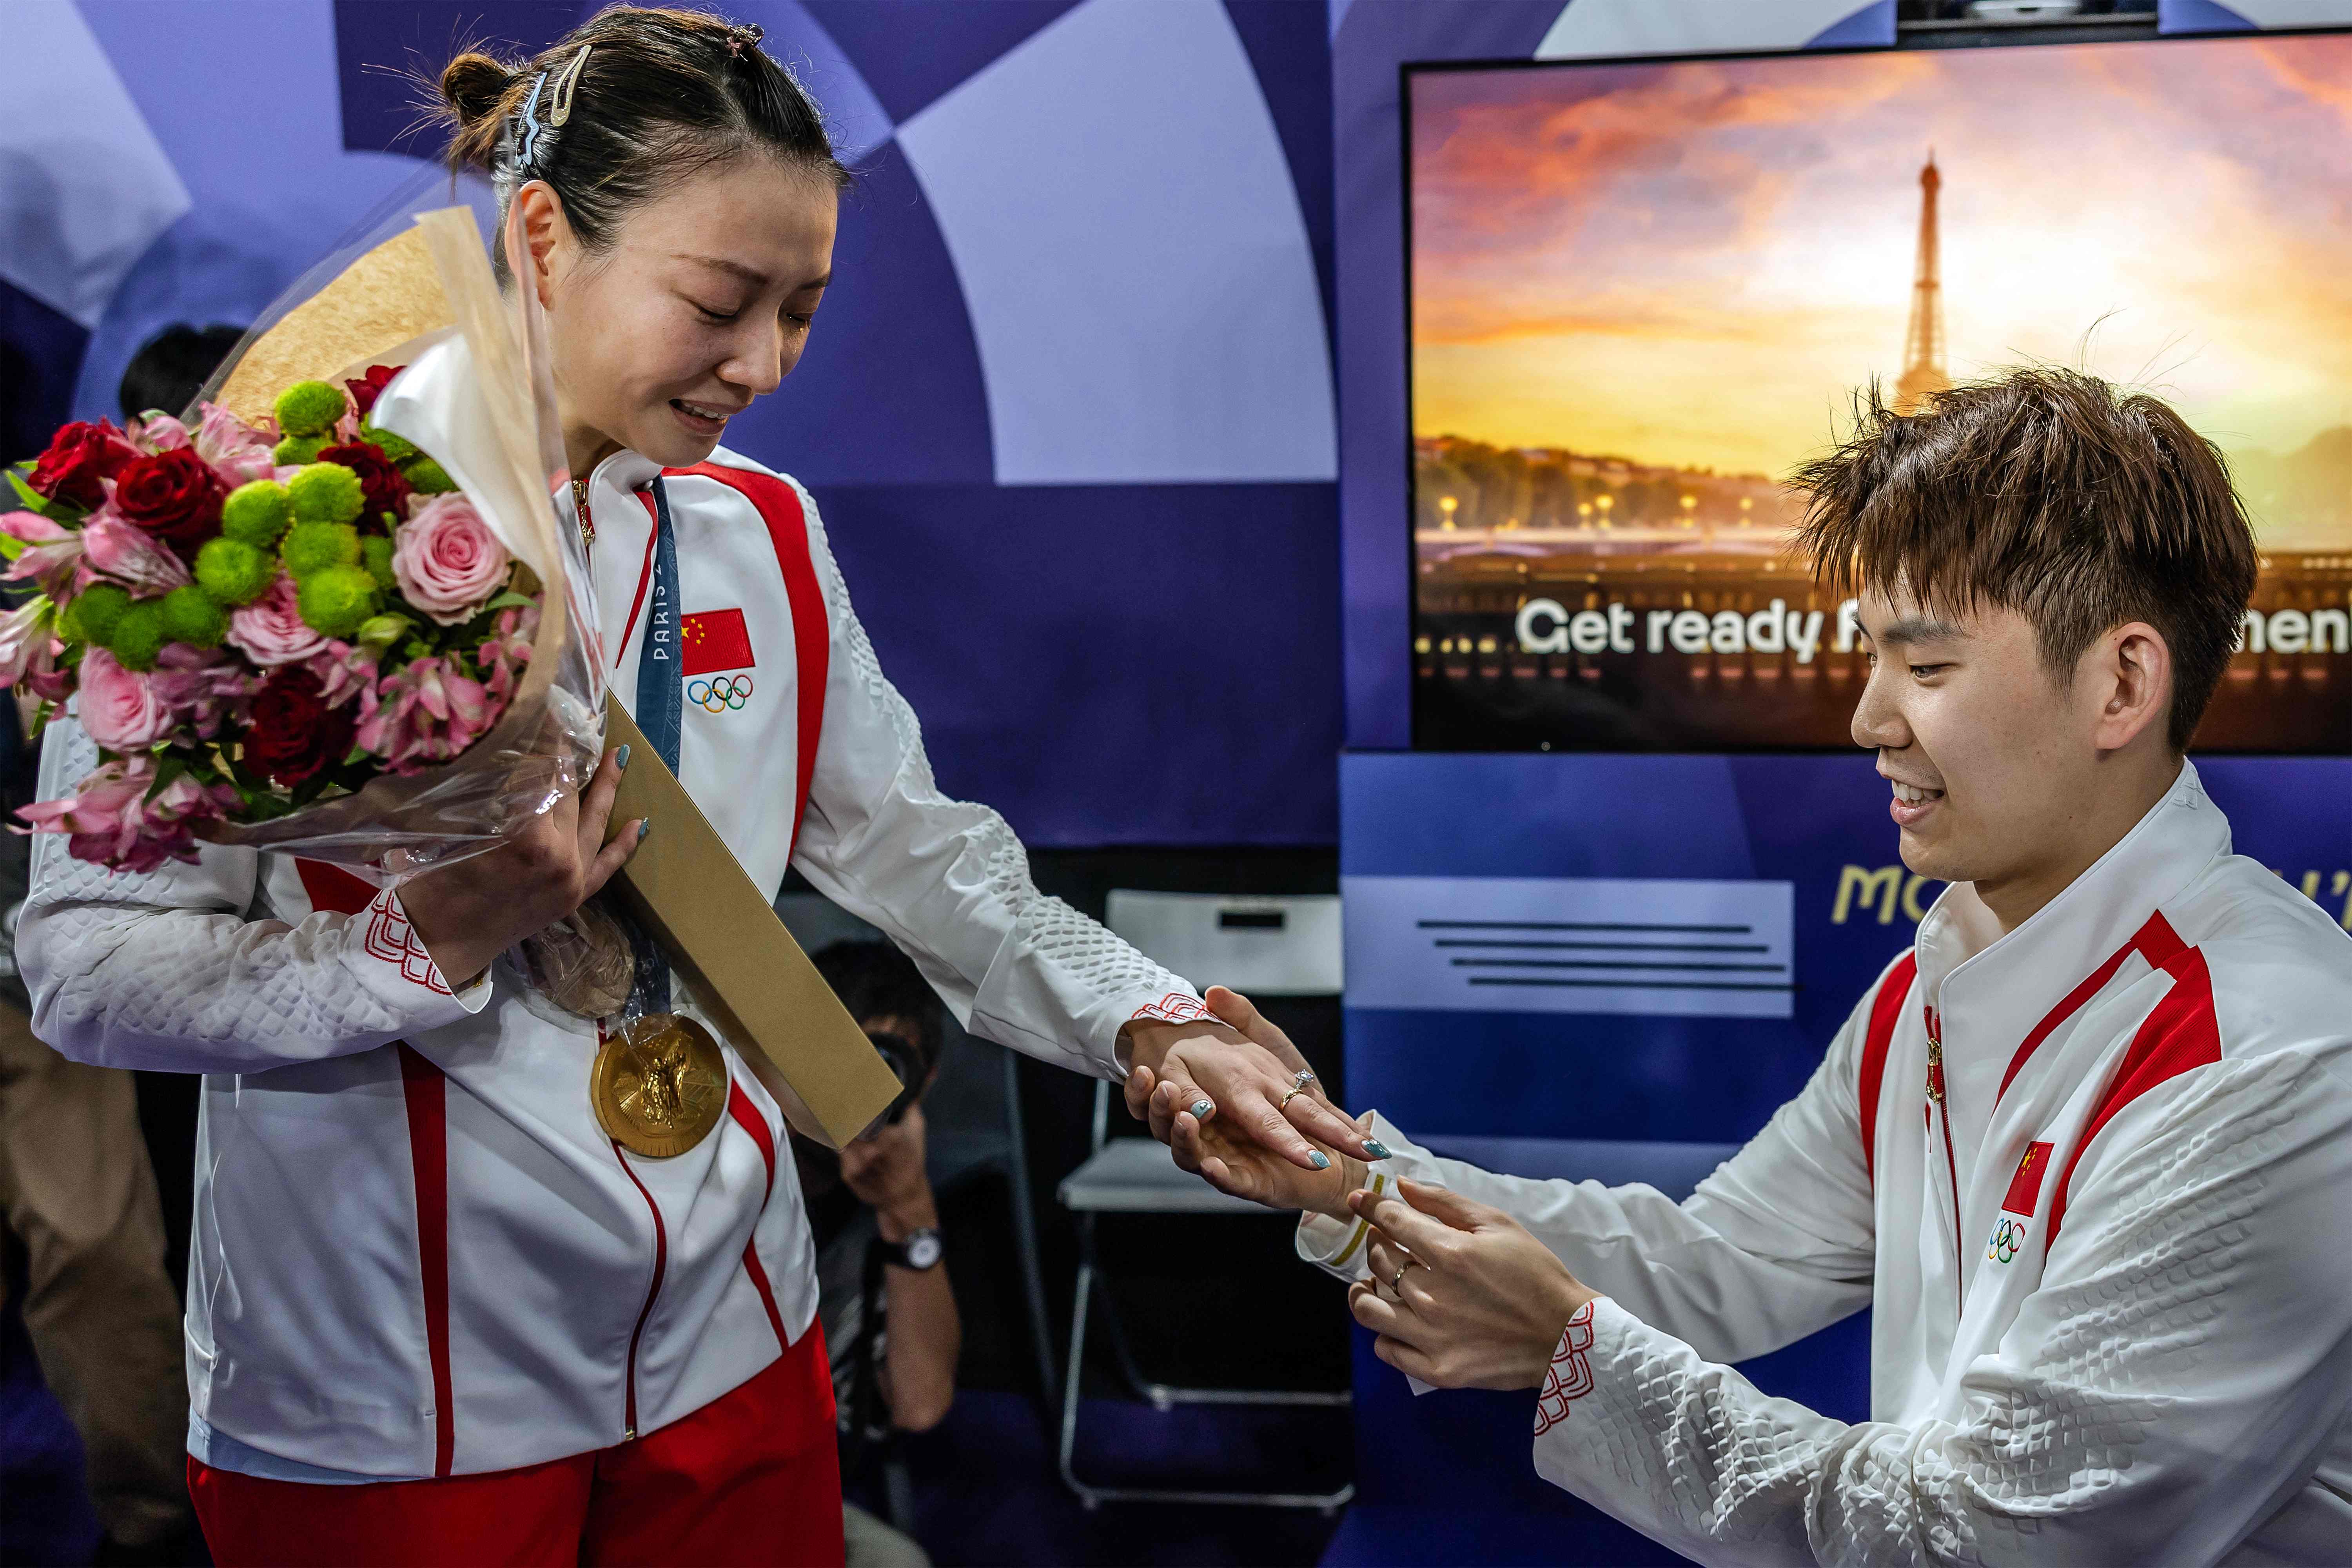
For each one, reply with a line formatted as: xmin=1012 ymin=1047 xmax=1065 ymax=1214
xmin=623 ymin=477 xmax=683 ymax=1018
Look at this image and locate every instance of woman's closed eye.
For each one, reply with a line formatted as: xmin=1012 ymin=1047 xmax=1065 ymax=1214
xmin=689 ymin=298 xmax=742 ymax=324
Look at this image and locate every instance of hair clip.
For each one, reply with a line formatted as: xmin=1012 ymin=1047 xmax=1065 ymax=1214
xmin=726 ymin=23 xmax=763 ymax=57
xmin=549 ymin=45 xmax=591 ymax=128
xmin=515 ymin=69 xmax=551 ymax=172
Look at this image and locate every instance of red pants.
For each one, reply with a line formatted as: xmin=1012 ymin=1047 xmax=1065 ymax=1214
xmin=189 ymin=1326 xmax=844 ymax=1568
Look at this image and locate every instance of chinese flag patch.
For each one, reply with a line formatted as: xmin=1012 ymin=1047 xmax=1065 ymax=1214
xmin=681 ymin=608 xmax=755 ymax=676
xmin=2002 ymin=1141 xmax=2054 ymax=1217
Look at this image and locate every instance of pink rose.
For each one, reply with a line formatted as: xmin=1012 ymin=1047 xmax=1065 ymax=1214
xmin=77 ymin=647 xmax=173 ymax=752
xmin=226 ymin=575 xmax=327 ymax=667
xmin=392 ymin=494 xmax=510 ymax=624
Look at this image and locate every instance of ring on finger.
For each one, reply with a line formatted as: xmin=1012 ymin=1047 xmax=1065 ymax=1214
xmin=1278 ymin=1086 xmax=1307 ymax=1111
xmin=1388 ymin=1259 xmax=1410 ymax=1291
xmin=1292 ymin=1069 xmax=1317 ymax=1089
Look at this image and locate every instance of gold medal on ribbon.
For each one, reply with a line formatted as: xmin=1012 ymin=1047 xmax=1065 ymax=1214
xmin=591 ymin=1013 xmax=728 ymax=1158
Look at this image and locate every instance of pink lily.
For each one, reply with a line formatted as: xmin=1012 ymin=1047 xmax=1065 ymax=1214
xmin=81 ymin=512 xmax=192 ymax=597
xmin=1 ymin=510 xmax=86 ymax=599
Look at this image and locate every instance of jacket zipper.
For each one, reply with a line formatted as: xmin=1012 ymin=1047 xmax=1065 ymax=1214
xmin=1924 ymin=1011 xmax=1965 ymax=1317
xmin=604 ymin=1028 xmax=668 ymax=1441
xmin=572 ymin=477 xmax=596 ymax=546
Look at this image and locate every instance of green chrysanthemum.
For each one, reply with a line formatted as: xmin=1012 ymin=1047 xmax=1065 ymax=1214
xmin=160 ymin=585 xmax=228 ymax=649
xmin=358 ymin=423 xmax=417 ymax=464
xmin=67 ymin=583 xmax=130 ymax=646
xmin=296 ymin=566 xmax=380 ymax=639
xmin=274 ymin=433 xmax=328 ymax=466
xmin=273 ymin=379 xmax=345 ymax=439
xmin=361 ymin=534 xmax=397 ymax=592
xmin=221 ymin=480 xmax=293 ymax=547
xmin=281 ymin=521 xmax=361 ymax=578
xmin=106 ymin=602 xmax=167 ymax=671
xmin=287 ymin=463 xmax=364 ymax=526
xmin=194 ymin=538 xmax=275 ymax=607
xmin=400 ymin=456 xmax=455 ymax=495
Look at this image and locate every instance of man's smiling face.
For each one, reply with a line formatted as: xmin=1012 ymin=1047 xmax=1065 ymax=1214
xmin=1849 ymin=583 xmax=2096 ymax=892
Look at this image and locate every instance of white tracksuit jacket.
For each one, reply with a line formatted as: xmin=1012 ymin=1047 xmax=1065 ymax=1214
xmin=1302 ymin=764 xmax=2352 ymax=1565
xmin=20 ymin=446 xmax=1205 ymax=1481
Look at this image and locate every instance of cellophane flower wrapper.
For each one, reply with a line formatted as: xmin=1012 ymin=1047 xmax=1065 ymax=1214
xmin=9 ymin=176 xmax=608 ymax=891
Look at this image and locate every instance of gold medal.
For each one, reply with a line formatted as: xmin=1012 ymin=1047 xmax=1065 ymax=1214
xmin=591 ymin=1013 xmax=727 ymax=1158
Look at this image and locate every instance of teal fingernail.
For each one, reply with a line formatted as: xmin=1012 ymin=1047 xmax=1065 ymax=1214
xmin=1308 ymin=1151 xmax=1332 ymax=1171
xmin=615 ymin=744 xmax=631 ymax=770
xmin=1189 ymin=1099 xmax=1214 ymax=1119
xmin=1364 ymin=1140 xmax=1393 ymax=1160
xmin=638 ymin=818 xmax=652 ymax=841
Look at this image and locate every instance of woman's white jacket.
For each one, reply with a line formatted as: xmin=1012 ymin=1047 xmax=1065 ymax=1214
xmin=18 ymin=447 xmax=1200 ymax=1479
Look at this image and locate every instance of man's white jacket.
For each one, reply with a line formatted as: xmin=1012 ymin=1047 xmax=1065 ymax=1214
xmin=18 ymin=447 xmax=1203 ymax=1481
xmin=1302 ymin=764 xmax=2352 ymax=1565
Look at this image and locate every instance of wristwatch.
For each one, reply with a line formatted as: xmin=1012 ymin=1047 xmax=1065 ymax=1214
xmin=887 ymin=1227 xmax=944 ymax=1271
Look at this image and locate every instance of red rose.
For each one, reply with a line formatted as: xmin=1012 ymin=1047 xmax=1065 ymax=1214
xmin=27 ymin=420 xmax=136 ymax=509
xmin=113 ymin=447 xmax=227 ymax=554
xmin=345 ymin=365 xmax=403 ymax=418
xmin=317 ymin=442 xmax=414 ymax=531
xmin=245 ymin=665 xmax=356 ymax=788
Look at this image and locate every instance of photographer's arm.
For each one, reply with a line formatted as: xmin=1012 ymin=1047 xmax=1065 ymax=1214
xmin=841 ymin=1104 xmax=960 ymax=1433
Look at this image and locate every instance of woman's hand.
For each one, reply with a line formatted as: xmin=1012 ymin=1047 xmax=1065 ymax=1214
xmin=399 ymin=746 xmax=646 ymax=988
xmin=1347 ymin=1178 xmax=1598 ymax=1391
xmin=1117 ymin=985 xmax=1388 ymax=1173
xmin=1133 ymin=1063 xmax=1368 ymax=1218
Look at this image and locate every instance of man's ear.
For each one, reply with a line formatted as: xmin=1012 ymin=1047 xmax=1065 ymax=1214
xmin=2088 ymin=621 xmax=2172 ymax=754
xmin=511 ymin=181 xmax=568 ymax=310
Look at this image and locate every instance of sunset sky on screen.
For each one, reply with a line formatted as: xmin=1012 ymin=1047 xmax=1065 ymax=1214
xmin=1410 ymin=36 xmax=2352 ymax=543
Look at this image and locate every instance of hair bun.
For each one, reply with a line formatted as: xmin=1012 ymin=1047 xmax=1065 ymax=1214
xmin=439 ymin=52 xmax=516 ymax=131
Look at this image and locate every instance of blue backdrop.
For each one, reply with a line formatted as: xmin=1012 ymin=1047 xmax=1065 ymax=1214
xmin=0 ymin=0 xmax=1344 ymax=846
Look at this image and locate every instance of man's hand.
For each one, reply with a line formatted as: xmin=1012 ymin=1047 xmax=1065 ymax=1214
xmin=1118 ymin=985 xmax=1387 ymax=1172
xmin=401 ymin=746 xmax=644 ymax=988
xmin=1347 ymin=1178 xmax=1597 ymax=1391
xmin=840 ymin=1103 xmax=938 ymax=1244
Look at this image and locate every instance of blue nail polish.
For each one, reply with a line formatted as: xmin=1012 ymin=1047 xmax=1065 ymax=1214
xmin=1308 ymin=1151 xmax=1332 ymax=1170
xmin=1189 ymin=1099 xmax=1214 ymax=1119
xmin=1364 ymin=1140 xmax=1394 ymax=1160
xmin=615 ymin=744 xmax=631 ymax=770
xmin=638 ymin=818 xmax=652 ymax=840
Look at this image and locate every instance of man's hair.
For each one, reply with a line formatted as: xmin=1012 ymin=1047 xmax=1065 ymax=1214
xmin=811 ymin=939 xmax=943 ymax=1074
xmin=1790 ymin=367 xmax=2258 ymax=751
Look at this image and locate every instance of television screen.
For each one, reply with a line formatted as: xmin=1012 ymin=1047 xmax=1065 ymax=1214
xmin=1408 ymin=33 xmax=2352 ymax=752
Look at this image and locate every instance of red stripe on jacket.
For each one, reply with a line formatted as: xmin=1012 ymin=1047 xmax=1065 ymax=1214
xmin=725 ymin=1083 xmax=789 ymax=1352
xmin=1859 ymin=953 xmax=1917 ymax=1184
xmin=1996 ymin=911 xmax=2186 ymax=1105
xmin=296 ymin=860 xmax=460 ymax=1478
xmin=2044 ymin=946 xmax=2220 ymax=1248
xmin=666 ymin=463 xmax=830 ymax=854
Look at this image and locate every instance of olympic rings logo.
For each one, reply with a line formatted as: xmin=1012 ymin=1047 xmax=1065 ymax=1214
xmin=688 ymin=673 xmax=753 ymax=713
xmin=1986 ymin=1216 xmax=2025 ymax=1265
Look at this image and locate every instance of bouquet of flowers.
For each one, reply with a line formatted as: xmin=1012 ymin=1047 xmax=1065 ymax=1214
xmin=3 ymin=200 xmax=604 ymax=883
xmin=4 ymin=373 xmax=538 ymax=872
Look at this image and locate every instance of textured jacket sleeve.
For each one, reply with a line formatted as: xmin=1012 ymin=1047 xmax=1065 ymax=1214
xmin=18 ymin=717 xmax=486 ymax=1074
xmin=1298 ymin=982 xmax=1884 ymax=1365
xmin=1527 ymin=1054 xmax=2352 ymax=1568
xmin=784 ymin=485 xmax=1198 ymax=1080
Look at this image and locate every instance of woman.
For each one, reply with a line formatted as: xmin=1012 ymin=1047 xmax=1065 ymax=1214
xmin=19 ymin=9 xmax=1372 ymax=1564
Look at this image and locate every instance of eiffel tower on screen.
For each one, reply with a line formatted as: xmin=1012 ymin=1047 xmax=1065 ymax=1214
xmin=1895 ymin=151 xmax=1952 ymax=416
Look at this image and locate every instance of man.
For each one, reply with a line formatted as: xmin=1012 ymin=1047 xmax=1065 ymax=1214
xmin=1143 ymin=370 xmax=2352 ymax=1563
xmin=800 ymin=941 xmax=961 ymax=1568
